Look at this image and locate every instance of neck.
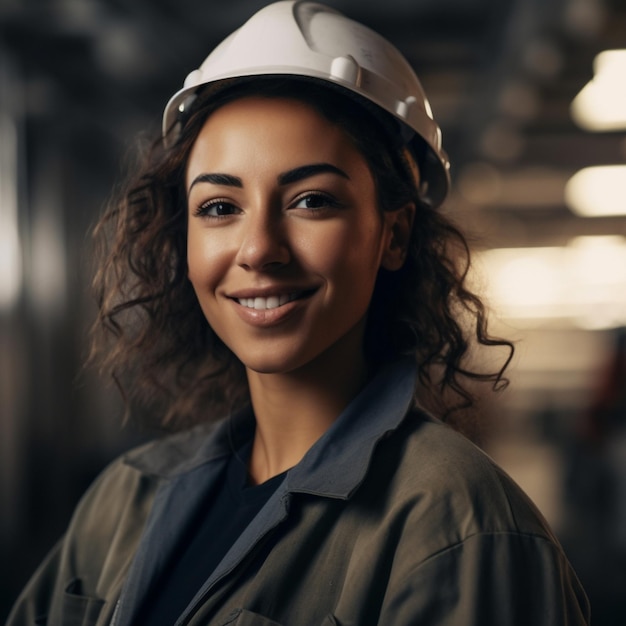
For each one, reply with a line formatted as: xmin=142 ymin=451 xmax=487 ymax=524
xmin=246 ymin=329 xmax=370 ymax=484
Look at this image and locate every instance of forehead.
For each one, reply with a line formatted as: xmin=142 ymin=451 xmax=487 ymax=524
xmin=186 ymin=95 xmax=369 ymax=179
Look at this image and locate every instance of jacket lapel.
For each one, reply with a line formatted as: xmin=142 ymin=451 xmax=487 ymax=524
xmin=111 ymin=456 xmax=228 ymax=626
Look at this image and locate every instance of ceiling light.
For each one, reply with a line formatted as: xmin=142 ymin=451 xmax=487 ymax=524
xmin=0 ymin=114 xmax=21 ymax=311
xmin=474 ymin=237 xmax=626 ymax=329
xmin=565 ymin=165 xmax=626 ymax=216
xmin=571 ymin=49 xmax=626 ymax=131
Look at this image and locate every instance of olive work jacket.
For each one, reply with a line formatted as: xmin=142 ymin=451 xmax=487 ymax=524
xmin=8 ymin=360 xmax=590 ymax=626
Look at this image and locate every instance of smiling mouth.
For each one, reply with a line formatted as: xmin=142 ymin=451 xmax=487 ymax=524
xmin=234 ymin=290 xmax=315 ymax=311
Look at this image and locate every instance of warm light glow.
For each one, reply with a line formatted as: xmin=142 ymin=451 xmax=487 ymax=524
xmin=476 ymin=247 xmax=567 ymax=319
xmin=475 ymin=237 xmax=626 ymax=329
xmin=565 ymin=165 xmax=626 ymax=216
xmin=0 ymin=114 xmax=21 ymax=311
xmin=571 ymin=49 xmax=626 ymax=131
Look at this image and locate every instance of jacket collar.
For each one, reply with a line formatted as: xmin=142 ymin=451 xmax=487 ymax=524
xmin=286 ymin=357 xmax=417 ymax=498
xmin=124 ymin=358 xmax=417 ymax=498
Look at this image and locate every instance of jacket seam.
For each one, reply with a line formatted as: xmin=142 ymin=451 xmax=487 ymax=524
xmin=413 ymin=529 xmax=563 ymax=569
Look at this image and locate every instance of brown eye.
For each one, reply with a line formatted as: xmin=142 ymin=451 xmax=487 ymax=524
xmin=292 ymin=193 xmax=340 ymax=210
xmin=195 ymin=200 xmax=239 ymax=218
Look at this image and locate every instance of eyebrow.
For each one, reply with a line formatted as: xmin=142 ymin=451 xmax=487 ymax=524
xmin=188 ymin=163 xmax=350 ymax=194
xmin=188 ymin=173 xmax=243 ymax=192
xmin=277 ymin=163 xmax=350 ymax=185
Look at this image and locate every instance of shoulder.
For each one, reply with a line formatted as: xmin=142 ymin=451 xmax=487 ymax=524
xmin=368 ymin=411 xmax=557 ymax=544
xmin=64 ymin=420 xmax=228 ymax=564
xmin=25 ymin=420 xmax=229 ymax=605
xmin=370 ymin=413 xmax=591 ymax=625
xmin=6 ymin=423 xmax=229 ymax=625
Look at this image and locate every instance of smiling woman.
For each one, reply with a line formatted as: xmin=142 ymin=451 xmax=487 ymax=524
xmin=7 ymin=2 xmax=590 ymax=626
xmin=185 ymin=95 xmax=406 ymax=480
xmin=186 ymin=97 xmax=394 ymax=379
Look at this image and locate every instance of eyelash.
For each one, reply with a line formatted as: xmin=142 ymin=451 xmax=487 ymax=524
xmin=290 ymin=191 xmax=342 ymax=212
xmin=193 ymin=199 xmax=238 ymax=219
xmin=192 ymin=191 xmax=342 ymax=219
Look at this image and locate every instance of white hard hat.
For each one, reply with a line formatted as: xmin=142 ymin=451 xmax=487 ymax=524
xmin=162 ymin=0 xmax=451 ymax=207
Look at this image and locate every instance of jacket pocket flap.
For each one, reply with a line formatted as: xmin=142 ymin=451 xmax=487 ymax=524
xmin=221 ymin=608 xmax=284 ymax=625
xmin=61 ymin=579 xmax=105 ymax=626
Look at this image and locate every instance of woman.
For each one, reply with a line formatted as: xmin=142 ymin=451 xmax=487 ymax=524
xmin=8 ymin=2 xmax=590 ymax=625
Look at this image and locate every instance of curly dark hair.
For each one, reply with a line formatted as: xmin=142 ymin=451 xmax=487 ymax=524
xmin=90 ymin=77 xmax=513 ymax=433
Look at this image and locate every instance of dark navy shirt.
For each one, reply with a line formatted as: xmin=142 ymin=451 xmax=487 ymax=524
xmin=138 ymin=443 xmax=286 ymax=626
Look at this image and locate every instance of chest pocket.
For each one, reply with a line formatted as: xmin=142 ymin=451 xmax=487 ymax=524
xmin=220 ymin=609 xmax=284 ymax=625
xmin=58 ymin=579 xmax=106 ymax=626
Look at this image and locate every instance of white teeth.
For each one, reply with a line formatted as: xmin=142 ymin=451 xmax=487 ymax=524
xmin=237 ymin=293 xmax=299 ymax=310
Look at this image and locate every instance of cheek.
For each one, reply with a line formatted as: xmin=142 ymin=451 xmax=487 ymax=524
xmin=186 ymin=229 xmax=205 ymax=288
xmin=324 ymin=218 xmax=384 ymax=267
xmin=306 ymin=213 xmax=383 ymax=260
xmin=302 ymin=219 xmax=385 ymax=291
xmin=186 ymin=229 xmax=228 ymax=291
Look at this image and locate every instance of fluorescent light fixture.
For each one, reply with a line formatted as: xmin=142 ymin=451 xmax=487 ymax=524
xmin=474 ymin=236 xmax=626 ymax=329
xmin=0 ymin=114 xmax=21 ymax=311
xmin=571 ymin=49 xmax=626 ymax=131
xmin=565 ymin=165 xmax=626 ymax=216
xmin=476 ymin=247 xmax=568 ymax=319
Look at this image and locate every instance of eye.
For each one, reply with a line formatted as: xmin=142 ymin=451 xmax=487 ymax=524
xmin=194 ymin=200 xmax=240 ymax=218
xmin=291 ymin=192 xmax=341 ymax=211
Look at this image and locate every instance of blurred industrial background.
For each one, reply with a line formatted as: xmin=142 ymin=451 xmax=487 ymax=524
xmin=1 ymin=0 xmax=625 ymax=622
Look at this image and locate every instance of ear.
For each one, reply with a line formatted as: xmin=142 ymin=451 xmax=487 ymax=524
xmin=381 ymin=202 xmax=415 ymax=271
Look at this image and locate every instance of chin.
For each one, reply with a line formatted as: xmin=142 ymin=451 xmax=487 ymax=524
xmin=236 ymin=347 xmax=320 ymax=377
xmin=242 ymin=358 xmax=304 ymax=376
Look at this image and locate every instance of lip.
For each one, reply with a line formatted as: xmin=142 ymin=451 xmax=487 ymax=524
xmin=227 ymin=285 xmax=317 ymax=300
xmin=226 ymin=286 xmax=318 ymax=328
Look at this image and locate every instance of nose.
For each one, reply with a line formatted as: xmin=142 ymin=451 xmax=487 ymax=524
xmin=235 ymin=209 xmax=291 ymax=271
